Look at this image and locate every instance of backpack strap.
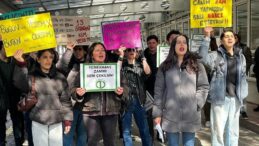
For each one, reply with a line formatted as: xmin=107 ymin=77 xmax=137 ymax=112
xmin=31 ymin=76 xmax=36 ymax=95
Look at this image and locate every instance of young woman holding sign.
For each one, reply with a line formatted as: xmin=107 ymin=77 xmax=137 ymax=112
xmin=71 ymin=42 xmax=126 ymax=146
xmin=13 ymin=49 xmax=73 ymax=146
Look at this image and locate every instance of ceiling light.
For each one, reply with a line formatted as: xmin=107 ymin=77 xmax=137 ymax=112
xmin=55 ymin=11 xmax=60 ymax=16
xmin=124 ymin=16 xmax=130 ymax=21
xmin=120 ymin=4 xmax=127 ymax=12
xmin=98 ymin=6 xmax=104 ymax=13
xmin=77 ymin=9 xmax=83 ymax=14
xmin=38 ymin=7 xmax=45 ymax=12
xmin=161 ymin=0 xmax=170 ymax=10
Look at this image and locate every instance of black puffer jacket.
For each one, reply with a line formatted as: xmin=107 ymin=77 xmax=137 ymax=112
xmin=0 ymin=58 xmax=21 ymax=111
xmin=121 ymin=61 xmax=149 ymax=109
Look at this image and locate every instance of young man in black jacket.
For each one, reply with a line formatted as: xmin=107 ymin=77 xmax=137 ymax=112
xmin=0 ymin=40 xmax=24 ymax=146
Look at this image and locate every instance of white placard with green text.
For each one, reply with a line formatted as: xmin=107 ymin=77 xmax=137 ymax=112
xmin=157 ymin=46 xmax=170 ymax=67
xmin=80 ymin=63 xmax=120 ymax=92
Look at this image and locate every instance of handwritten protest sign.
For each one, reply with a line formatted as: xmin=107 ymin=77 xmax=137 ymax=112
xmin=190 ymin=0 xmax=232 ymax=28
xmin=0 ymin=13 xmax=56 ymax=57
xmin=157 ymin=46 xmax=170 ymax=67
xmin=102 ymin=21 xmax=142 ymax=50
xmin=0 ymin=8 xmax=35 ymax=20
xmin=80 ymin=63 xmax=120 ymax=92
xmin=52 ymin=16 xmax=90 ymax=45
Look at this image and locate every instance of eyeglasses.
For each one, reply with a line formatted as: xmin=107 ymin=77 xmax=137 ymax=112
xmin=126 ymin=49 xmax=136 ymax=52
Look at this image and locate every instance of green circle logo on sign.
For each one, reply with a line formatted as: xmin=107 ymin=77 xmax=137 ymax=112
xmin=96 ymin=80 xmax=106 ymax=89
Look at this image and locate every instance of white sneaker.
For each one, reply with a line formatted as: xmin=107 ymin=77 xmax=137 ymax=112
xmin=23 ymin=140 xmax=28 ymax=146
xmin=205 ymin=121 xmax=210 ymax=127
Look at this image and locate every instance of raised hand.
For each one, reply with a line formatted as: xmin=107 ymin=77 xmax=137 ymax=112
xmin=64 ymin=126 xmax=71 ymax=134
xmin=115 ymin=87 xmax=124 ymax=95
xmin=204 ymin=26 xmax=213 ymax=37
xmin=118 ymin=46 xmax=126 ymax=57
xmin=76 ymin=88 xmax=86 ymax=96
xmin=13 ymin=49 xmax=25 ymax=62
xmin=67 ymin=41 xmax=77 ymax=50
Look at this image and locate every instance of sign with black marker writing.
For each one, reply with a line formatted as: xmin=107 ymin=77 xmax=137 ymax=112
xmin=80 ymin=63 xmax=120 ymax=92
xmin=0 ymin=13 xmax=56 ymax=57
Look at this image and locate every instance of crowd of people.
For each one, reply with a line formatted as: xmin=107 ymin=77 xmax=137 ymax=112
xmin=0 ymin=26 xmax=258 ymax=146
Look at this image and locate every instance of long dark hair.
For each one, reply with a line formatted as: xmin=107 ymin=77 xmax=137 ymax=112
xmin=67 ymin=45 xmax=88 ymax=70
xmin=33 ymin=49 xmax=59 ymax=77
xmin=160 ymin=34 xmax=200 ymax=73
xmin=86 ymin=42 xmax=108 ymax=63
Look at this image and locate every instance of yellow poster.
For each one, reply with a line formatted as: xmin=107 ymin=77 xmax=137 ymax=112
xmin=190 ymin=0 xmax=232 ymax=28
xmin=0 ymin=13 xmax=56 ymax=57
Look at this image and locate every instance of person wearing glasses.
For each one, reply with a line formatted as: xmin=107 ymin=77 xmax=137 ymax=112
xmin=56 ymin=42 xmax=88 ymax=146
xmin=121 ymin=48 xmax=152 ymax=146
xmin=199 ymin=27 xmax=248 ymax=146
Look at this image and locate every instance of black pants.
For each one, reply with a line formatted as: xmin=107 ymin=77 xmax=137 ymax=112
xmin=0 ymin=106 xmax=24 ymax=146
xmin=204 ymin=101 xmax=211 ymax=122
xmin=256 ymin=74 xmax=259 ymax=92
xmin=83 ymin=115 xmax=118 ymax=146
xmin=146 ymin=109 xmax=154 ymax=141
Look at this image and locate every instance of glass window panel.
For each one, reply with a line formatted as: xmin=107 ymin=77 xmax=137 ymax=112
xmin=251 ymin=0 xmax=259 ymax=50
xmin=183 ymin=21 xmax=189 ymax=37
xmin=115 ymin=0 xmax=134 ymax=3
xmin=70 ymin=1 xmax=91 ymax=7
xmin=236 ymin=4 xmax=247 ymax=44
xmin=92 ymin=0 xmax=113 ymax=5
xmin=176 ymin=22 xmax=182 ymax=33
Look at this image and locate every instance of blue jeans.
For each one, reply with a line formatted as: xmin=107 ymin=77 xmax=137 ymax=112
xmin=167 ymin=132 xmax=195 ymax=146
xmin=210 ymin=96 xmax=240 ymax=146
xmin=63 ymin=109 xmax=87 ymax=146
xmin=122 ymin=97 xmax=152 ymax=146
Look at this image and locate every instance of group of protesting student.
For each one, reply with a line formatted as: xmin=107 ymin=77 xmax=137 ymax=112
xmin=0 ymin=26 xmax=251 ymax=146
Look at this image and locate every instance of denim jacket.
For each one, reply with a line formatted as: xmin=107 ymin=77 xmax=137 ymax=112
xmin=199 ymin=37 xmax=248 ymax=105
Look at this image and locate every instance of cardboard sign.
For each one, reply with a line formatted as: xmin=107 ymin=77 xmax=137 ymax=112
xmin=80 ymin=63 xmax=120 ymax=92
xmin=190 ymin=39 xmax=202 ymax=52
xmin=0 ymin=8 xmax=35 ymax=20
xmin=0 ymin=13 xmax=57 ymax=57
xmin=157 ymin=46 xmax=170 ymax=67
xmin=190 ymin=0 xmax=232 ymax=28
xmin=52 ymin=16 xmax=90 ymax=45
xmin=102 ymin=21 xmax=142 ymax=50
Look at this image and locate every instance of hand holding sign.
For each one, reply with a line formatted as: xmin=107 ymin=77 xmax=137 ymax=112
xmin=13 ymin=49 xmax=25 ymax=62
xmin=115 ymin=87 xmax=123 ymax=95
xmin=76 ymin=88 xmax=86 ymax=96
xmin=204 ymin=26 xmax=214 ymax=37
xmin=67 ymin=41 xmax=77 ymax=50
xmin=118 ymin=46 xmax=126 ymax=57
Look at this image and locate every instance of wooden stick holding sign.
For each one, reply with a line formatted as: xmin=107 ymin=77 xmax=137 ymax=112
xmin=80 ymin=63 xmax=120 ymax=92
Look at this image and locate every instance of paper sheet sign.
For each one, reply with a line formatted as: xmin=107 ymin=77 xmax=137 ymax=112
xmin=0 ymin=13 xmax=56 ymax=57
xmin=52 ymin=16 xmax=90 ymax=45
xmin=80 ymin=63 xmax=120 ymax=92
xmin=102 ymin=21 xmax=142 ymax=50
xmin=190 ymin=0 xmax=232 ymax=28
xmin=157 ymin=46 xmax=170 ymax=67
